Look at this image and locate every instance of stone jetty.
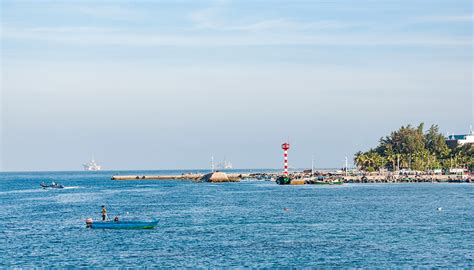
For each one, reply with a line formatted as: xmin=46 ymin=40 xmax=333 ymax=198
xmin=111 ymin=171 xmax=471 ymax=184
xmin=111 ymin=174 xmax=201 ymax=180
xmin=111 ymin=172 xmax=246 ymax=182
xmin=249 ymin=171 xmax=472 ymax=184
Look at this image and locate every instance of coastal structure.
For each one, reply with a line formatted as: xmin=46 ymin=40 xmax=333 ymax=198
xmin=282 ymin=142 xmax=290 ymax=175
xmin=276 ymin=141 xmax=297 ymax=185
xmin=110 ymin=171 xmax=471 ymax=183
xmin=446 ymin=126 xmax=474 ymax=148
xmin=111 ymin=172 xmax=244 ymax=182
xmin=83 ymin=158 xmax=101 ymax=171
xmin=198 ymin=172 xmax=239 ymax=182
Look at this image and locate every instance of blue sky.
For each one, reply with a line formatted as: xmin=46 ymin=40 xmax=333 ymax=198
xmin=1 ymin=0 xmax=473 ymax=171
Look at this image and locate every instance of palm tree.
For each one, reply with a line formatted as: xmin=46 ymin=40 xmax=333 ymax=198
xmin=354 ymin=152 xmax=368 ymax=170
xmin=386 ymin=153 xmax=397 ymax=171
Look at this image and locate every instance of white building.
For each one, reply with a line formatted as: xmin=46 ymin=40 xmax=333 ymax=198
xmin=446 ymin=126 xmax=474 ymax=148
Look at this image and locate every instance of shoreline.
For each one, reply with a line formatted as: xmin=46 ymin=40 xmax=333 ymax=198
xmin=111 ymin=171 xmax=472 ymax=184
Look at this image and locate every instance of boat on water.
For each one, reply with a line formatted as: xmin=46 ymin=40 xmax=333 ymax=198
xmin=85 ymin=218 xmax=158 ymax=229
xmin=40 ymin=182 xmax=64 ymax=189
xmin=83 ymin=158 xmax=101 ymax=171
xmin=275 ymin=176 xmax=344 ymax=185
xmin=305 ymin=179 xmax=344 ymax=185
xmin=215 ymin=158 xmax=233 ymax=170
xmin=275 ymin=176 xmax=292 ymax=185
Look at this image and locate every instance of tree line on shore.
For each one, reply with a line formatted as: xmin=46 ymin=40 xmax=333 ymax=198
xmin=354 ymin=123 xmax=474 ymax=172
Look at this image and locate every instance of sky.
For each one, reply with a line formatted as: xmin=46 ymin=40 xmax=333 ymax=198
xmin=0 ymin=0 xmax=473 ymax=171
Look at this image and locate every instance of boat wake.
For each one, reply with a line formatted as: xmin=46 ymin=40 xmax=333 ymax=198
xmin=54 ymin=192 xmax=99 ymax=203
xmin=63 ymin=186 xmax=81 ymax=189
xmin=0 ymin=189 xmax=44 ymax=195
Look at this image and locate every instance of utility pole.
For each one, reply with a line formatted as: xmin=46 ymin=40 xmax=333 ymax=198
xmin=345 ymin=157 xmax=348 ymax=176
xmin=397 ymin=155 xmax=400 ymax=171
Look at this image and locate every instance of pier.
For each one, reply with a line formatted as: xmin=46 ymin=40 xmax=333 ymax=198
xmin=112 ymin=171 xmax=471 ymax=184
xmin=111 ymin=172 xmax=248 ymax=182
xmin=257 ymin=171 xmax=472 ymax=184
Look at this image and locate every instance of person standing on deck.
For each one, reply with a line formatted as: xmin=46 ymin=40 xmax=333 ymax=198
xmin=101 ymin=205 xmax=107 ymax=221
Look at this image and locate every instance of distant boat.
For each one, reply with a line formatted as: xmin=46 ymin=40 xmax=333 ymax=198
xmin=83 ymin=158 xmax=101 ymax=171
xmin=215 ymin=158 xmax=233 ymax=170
xmin=85 ymin=218 xmax=158 ymax=229
xmin=40 ymin=181 xmax=64 ymax=189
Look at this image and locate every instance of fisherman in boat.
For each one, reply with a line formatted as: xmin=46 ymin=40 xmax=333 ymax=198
xmin=101 ymin=205 xmax=107 ymax=221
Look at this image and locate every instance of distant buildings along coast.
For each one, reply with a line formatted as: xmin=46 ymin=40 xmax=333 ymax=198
xmin=446 ymin=126 xmax=474 ymax=149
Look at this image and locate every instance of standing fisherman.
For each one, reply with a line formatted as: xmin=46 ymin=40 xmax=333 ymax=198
xmin=101 ymin=205 xmax=107 ymax=221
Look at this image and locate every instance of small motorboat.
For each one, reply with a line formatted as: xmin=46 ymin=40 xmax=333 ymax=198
xmin=40 ymin=181 xmax=64 ymax=189
xmin=85 ymin=218 xmax=158 ymax=229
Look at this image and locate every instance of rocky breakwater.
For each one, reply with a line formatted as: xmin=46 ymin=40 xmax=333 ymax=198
xmin=197 ymin=172 xmax=240 ymax=183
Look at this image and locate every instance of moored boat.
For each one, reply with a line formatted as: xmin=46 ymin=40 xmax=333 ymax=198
xmin=85 ymin=218 xmax=158 ymax=229
xmin=275 ymin=176 xmax=292 ymax=185
xmin=304 ymin=178 xmax=344 ymax=185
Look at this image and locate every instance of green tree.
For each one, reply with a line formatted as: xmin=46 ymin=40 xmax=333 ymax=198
xmin=425 ymin=124 xmax=451 ymax=158
xmin=353 ymin=122 xmax=461 ymax=172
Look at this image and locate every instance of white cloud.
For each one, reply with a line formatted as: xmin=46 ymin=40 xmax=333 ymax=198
xmin=416 ymin=14 xmax=474 ymax=23
xmin=57 ymin=2 xmax=144 ymax=21
xmin=189 ymin=0 xmax=233 ymax=29
xmin=2 ymin=1 xmax=471 ymax=48
xmin=28 ymin=26 xmax=123 ymax=33
xmin=189 ymin=2 xmax=349 ymax=32
xmin=2 ymin=25 xmax=471 ymax=47
xmin=226 ymin=19 xmax=349 ymax=32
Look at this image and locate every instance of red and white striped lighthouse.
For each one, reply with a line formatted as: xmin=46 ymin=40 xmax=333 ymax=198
xmin=281 ymin=142 xmax=290 ymax=175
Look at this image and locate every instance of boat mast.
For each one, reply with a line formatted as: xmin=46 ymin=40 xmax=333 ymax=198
xmin=211 ymin=156 xmax=214 ymax=172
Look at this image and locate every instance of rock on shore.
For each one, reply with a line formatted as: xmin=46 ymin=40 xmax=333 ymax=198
xmin=198 ymin=172 xmax=239 ymax=183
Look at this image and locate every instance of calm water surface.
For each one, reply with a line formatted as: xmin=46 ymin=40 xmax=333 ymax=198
xmin=0 ymin=171 xmax=473 ymax=268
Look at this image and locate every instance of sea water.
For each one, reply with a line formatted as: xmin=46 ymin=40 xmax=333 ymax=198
xmin=0 ymin=171 xmax=473 ymax=268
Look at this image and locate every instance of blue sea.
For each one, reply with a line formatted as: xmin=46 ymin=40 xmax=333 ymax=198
xmin=1 ymin=170 xmax=473 ymax=268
